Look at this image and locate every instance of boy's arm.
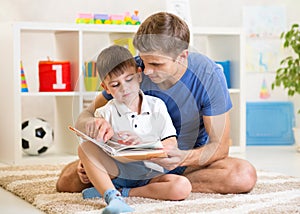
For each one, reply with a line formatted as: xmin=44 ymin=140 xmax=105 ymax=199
xmin=75 ymin=92 xmax=113 ymax=141
xmin=161 ymin=136 xmax=177 ymax=149
xmin=75 ymin=93 xmax=107 ymax=131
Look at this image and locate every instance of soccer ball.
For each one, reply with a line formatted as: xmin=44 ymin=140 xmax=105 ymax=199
xmin=21 ymin=118 xmax=54 ymax=155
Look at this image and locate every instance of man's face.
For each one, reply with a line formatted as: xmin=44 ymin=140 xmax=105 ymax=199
xmin=139 ymin=52 xmax=180 ymax=85
xmin=102 ymin=67 xmax=141 ymax=106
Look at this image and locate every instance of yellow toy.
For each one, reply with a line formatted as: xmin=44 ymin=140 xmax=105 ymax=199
xmin=76 ymin=11 xmax=140 ymax=25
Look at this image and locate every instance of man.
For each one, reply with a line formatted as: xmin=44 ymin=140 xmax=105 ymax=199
xmin=56 ymin=12 xmax=257 ymax=194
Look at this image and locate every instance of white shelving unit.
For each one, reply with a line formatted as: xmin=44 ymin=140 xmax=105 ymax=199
xmin=0 ymin=23 xmax=244 ymax=164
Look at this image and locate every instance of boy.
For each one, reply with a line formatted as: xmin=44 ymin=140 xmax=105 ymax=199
xmin=78 ymin=45 xmax=191 ymax=214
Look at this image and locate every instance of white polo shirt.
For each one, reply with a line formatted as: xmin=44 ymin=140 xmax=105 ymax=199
xmin=94 ymin=90 xmax=177 ymax=142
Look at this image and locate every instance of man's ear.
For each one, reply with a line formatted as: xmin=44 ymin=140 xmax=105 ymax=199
xmin=101 ymin=82 xmax=110 ymax=94
xmin=178 ymin=49 xmax=188 ymax=60
xmin=176 ymin=49 xmax=188 ymax=64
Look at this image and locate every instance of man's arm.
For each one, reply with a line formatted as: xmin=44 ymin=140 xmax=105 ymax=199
xmin=182 ymin=112 xmax=231 ymax=167
xmin=152 ymin=112 xmax=231 ymax=170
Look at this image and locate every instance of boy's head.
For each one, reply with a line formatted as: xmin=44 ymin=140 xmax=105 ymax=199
xmin=133 ymin=12 xmax=190 ymax=59
xmin=97 ymin=45 xmax=141 ymax=105
xmin=96 ymin=45 xmax=137 ymax=82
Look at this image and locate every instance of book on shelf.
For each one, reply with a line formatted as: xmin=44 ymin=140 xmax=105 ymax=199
xmin=68 ymin=126 xmax=167 ymax=160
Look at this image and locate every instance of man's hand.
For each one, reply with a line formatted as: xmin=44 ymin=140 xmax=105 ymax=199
xmin=151 ymin=145 xmax=190 ymax=170
xmin=85 ymin=117 xmax=114 ymax=142
xmin=77 ymin=160 xmax=91 ymax=184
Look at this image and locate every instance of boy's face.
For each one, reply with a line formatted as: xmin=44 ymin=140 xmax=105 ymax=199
xmin=102 ymin=66 xmax=142 ymax=106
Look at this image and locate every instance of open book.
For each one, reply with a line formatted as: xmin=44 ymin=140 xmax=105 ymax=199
xmin=68 ymin=126 xmax=167 ymax=160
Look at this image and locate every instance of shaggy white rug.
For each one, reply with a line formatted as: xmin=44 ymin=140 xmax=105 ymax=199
xmin=0 ymin=164 xmax=299 ymax=214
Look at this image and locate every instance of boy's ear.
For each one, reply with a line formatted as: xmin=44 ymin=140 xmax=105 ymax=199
xmin=137 ymin=67 xmax=142 ymax=73
xmin=136 ymin=72 xmax=142 ymax=83
xmin=101 ymin=82 xmax=110 ymax=94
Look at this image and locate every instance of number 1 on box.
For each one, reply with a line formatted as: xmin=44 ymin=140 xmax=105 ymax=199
xmin=52 ymin=64 xmax=66 ymax=89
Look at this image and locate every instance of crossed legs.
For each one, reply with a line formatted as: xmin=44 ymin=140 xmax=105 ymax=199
xmin=183 ymin=157 xmax=257 ymax=194
xmin=57 ymin=156 xmax=256 ymax=196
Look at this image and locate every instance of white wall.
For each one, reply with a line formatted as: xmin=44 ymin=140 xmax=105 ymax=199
xmin=1 ymin=0 xmax=299 ymax=125
xmin=1 ymin=0 xmax=299 ymax=25
xmin=0 ymin=0 xmax=163 ymax=23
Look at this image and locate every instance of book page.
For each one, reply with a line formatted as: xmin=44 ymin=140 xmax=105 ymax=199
xmin=106 ymin=139 xmax=163 ymax=153
xmin=68 ymin=126 xmax=116 ymax=155
xmin=68 ymin=126 xmax=163 ymax=156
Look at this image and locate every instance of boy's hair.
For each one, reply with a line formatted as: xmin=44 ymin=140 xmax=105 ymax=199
xmin=133 ymin=12 xmax=190 ymax=58
xmin=96 ymin=45 xmax=137 ymax=81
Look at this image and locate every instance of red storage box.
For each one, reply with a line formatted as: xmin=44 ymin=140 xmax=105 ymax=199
xmin=39 ymin=61 xmax=71 ymax=92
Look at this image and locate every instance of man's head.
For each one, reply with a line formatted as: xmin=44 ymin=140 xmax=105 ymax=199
xmin=133 ymin=12 xmax=190 ymax=87
xmin=133 ymin=12 xmax=190 ymax=59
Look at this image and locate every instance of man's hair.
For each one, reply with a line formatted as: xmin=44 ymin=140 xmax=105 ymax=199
xmin=96 ymin=45 xmax=137 ymax=81
xmin=133 ymin=12 xmax=190 ymax=58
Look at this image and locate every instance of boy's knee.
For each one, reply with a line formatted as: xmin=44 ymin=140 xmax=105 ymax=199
xmin=169 ymin=176 xmax=192 ymax=200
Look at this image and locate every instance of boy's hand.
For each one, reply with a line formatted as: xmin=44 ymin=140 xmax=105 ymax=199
xmin=85 ymin=117 xmax=114 ymax=142
xmin=117 ymin=131 xmax=142 ymax=145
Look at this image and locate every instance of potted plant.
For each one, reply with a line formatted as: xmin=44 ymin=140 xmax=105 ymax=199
xmin=272 ymin=23 xmax=300 ymax=151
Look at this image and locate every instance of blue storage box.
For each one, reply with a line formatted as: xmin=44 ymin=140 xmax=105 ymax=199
xmin=246 ymin=102 xmax=295 ymax=145
xmin=215 ymin=60 xmax=231 ymax=88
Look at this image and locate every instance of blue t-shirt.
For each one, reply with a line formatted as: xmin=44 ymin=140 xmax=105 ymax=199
xmin=102 ymin=52 xmax=232 ymax=150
